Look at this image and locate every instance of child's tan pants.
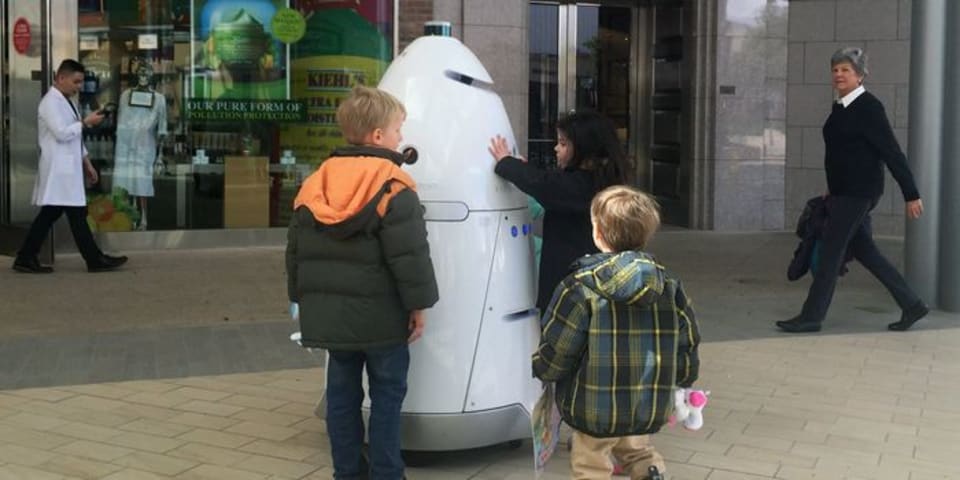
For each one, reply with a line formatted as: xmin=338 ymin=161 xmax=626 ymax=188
xmin=570 ymin=430 xmax=666 ymax=479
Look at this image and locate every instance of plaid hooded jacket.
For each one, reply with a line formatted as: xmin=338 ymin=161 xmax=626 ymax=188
xmin=532 ymin=251 xmax=700 ymax=437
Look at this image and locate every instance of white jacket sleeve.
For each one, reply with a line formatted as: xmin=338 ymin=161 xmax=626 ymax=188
xmin=40 ymin=97 xmax=83 ymax=143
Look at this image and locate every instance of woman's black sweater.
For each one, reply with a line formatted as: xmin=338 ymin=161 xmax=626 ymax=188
xmin=823 ymin=90 xmax=920 ymax=202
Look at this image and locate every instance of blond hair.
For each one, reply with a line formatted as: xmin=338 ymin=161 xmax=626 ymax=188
xmin=336 ymin=86 xmax=406 ymax=145
xmin=590 ymin=185 xmax=660 ymax=251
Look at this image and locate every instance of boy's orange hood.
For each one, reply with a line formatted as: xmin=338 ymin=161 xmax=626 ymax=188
xmin=293 ymin=152 xmax=417 ymax=224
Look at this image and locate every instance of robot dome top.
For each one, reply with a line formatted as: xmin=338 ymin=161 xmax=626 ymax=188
xmin=378 ymin=33 xmax=526 ymax=211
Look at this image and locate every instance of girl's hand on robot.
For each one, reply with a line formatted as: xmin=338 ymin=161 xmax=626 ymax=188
xmin=488 ymin=135 xmax=511 ymax=162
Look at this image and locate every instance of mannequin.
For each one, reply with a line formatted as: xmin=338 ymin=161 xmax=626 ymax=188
xmin=113 ymin=62 xmax=167 ymax=230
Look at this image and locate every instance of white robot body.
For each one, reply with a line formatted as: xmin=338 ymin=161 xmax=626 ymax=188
xmin=368 ymin=35 xmax=542 ymax=451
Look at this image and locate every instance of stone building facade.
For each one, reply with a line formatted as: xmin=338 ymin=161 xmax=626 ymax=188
xmin=401 ymin=0 xmax=915 ymax=234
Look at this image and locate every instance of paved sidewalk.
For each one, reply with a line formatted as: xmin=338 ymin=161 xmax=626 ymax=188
xmin=1 ymin=231 xmax=958 ymax=479
xmin=0 ymin=247 xmax=314 ymax=390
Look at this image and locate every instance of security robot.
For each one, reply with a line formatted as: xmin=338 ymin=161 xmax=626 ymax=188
xmin=372 ymin=32 xmax=541 ymax=451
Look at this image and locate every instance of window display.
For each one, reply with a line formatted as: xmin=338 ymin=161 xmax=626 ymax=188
xmin=113 ymin=61 xmax=167 ymax=230
xmin=77 ymin=0 xmax=395 ymax=232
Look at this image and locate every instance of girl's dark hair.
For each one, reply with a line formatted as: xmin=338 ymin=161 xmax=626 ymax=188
xmin=556 ymin=111 xmax=633 ymax=189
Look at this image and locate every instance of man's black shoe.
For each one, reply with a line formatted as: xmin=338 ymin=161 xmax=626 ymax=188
xmin=102 ymin=254 xmax=128 ymax=266
xmin=12 ymin=257 xmax=53 ymax=274
xmin=776 ymin=316 xmax=821 ymax=333
xmin=888 ymin=302 xmax=929 ymax=331
xmin=87 ymin=254 xmax=128 ymax=272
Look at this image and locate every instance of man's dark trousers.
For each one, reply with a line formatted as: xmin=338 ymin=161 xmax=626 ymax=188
xmin=18 ymin=205 xmax=102 ymax=264
xmin=800 ymin=195 xmax=919 ymax=324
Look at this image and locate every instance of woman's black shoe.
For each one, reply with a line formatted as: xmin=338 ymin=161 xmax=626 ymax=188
xmin=776 ymin=316 xmax=822 ymax=333
xmin=87 ymin=255 xmax=128 ymax=272
xmin=102 ymin=254 xmax=128 ymax=266
xmin=888 ymin=302 xmax=929 ymax=331
xmin=12 ymin=257 xmax=54 ymax=274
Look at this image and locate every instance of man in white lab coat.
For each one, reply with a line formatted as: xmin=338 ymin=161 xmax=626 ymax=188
xmin=12 ymin=59 xmax=128 ymax=273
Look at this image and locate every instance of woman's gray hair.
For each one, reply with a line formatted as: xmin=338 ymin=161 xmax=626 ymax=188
xmin=831 ymin=47 xmax=868 ymax=77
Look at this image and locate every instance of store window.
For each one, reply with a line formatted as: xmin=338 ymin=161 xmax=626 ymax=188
xmin=77 ymin=0 xmax=395 ymax=232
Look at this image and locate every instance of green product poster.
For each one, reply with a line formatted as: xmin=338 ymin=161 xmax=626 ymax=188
xmin=193 ymin=0 xmax=289 ymax=101
xmin=279 ymin=8 xmax=391 ymax=165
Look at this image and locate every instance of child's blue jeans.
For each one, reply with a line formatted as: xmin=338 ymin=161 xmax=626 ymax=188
xmin=326 ymin=344 xmax=410 ymax=480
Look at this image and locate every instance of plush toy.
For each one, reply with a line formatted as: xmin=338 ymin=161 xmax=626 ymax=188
xmin=670 ymin=387 xmax=709 ymax=430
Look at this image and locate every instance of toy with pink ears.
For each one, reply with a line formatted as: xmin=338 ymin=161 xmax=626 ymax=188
xmin=669 ymin=387 xmax=710 ymax=430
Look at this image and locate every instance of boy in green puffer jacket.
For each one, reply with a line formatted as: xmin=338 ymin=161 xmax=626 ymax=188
xmin=533 ymin=185 xmax=701 ymax=479
xmin=286 ymin=86 xmax=438 ymax=480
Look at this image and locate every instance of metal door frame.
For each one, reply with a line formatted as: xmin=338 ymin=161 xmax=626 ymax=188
xmin=1 ymin=0 xmax=8 ymax=225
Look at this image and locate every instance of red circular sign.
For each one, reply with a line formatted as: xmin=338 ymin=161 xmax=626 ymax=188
xmin=13 ymin=17 xmax=31 ymax=55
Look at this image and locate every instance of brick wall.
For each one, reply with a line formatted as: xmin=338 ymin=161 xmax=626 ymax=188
xmin=399 ymin=0 xmax=434 ymax=50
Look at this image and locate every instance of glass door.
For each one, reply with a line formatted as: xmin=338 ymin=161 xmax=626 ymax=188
xmin=529 ymin=1 xmax=691 ymax=225
xmin=573 ymin=4 xmax=636 ymax=161
xmin=0 ymin=0 xmax=79 ymax=257
xmin=1 ymin=0 xmax=59 ymax=257
xmin=528 ymin=2 xmax=559 ymax=169
xmin=528 ymin=1 xmax=649 ymax=182
xmin=648 ymin=3 xmax=686 ymax=226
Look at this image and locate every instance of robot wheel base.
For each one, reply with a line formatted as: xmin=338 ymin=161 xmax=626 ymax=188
xmin=401 ymin=449 xmax=437 ymax=467
xmin=358 ymin=445 xmax=438 ymax=468
xmin=358 ymin=440 xmax=527 ymax=469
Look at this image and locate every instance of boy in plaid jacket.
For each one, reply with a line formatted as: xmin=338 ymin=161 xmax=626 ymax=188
xmin=533 ymin=185 xmax=701 ymax=479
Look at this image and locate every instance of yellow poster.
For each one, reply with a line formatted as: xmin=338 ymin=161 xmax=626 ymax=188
xmin=279 ymin=4 xmax=391 ymax=166
xmin=280 ymin=55 xmax=387 ymax=165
